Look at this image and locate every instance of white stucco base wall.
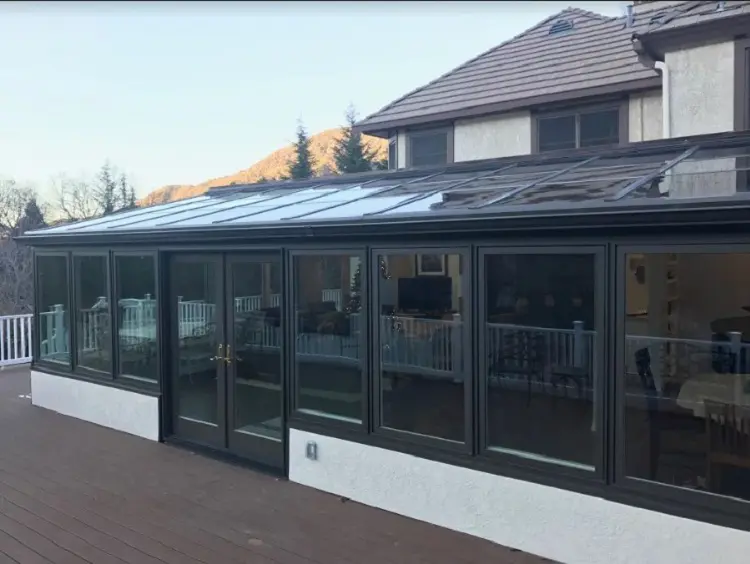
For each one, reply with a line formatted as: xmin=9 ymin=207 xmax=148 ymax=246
xmin=289 ymin=429 xmax=750 ymax=564
xmin=30 ymin=370 xmax=159 ymax=441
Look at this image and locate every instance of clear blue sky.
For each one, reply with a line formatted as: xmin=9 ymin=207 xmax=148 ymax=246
xmin=0 ymin=1 xmax=624 ymax=200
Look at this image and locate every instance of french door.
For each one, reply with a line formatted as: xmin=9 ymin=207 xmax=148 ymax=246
xmin=169 ymin=253 xmax=284 ymax=471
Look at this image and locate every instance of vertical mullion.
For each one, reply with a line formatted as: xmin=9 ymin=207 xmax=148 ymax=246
xmin=575 ymin=113 xmax=582 ymax=149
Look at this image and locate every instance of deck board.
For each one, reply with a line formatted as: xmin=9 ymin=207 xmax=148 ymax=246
xmin=0 ymin=367 xmax=552 ymax=564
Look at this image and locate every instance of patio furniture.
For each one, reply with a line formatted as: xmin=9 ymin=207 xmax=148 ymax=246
xmin=704 ymin=400 xmax=750 ymax=492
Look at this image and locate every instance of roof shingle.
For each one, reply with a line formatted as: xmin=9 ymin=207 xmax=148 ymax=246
xmin=357 ymin=3 xmax=705 ymax=134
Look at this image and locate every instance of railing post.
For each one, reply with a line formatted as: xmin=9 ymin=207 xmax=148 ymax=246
xmin=53 ymin=304 xmax=65 ymax=355
xmin=573 ymin=320 xmax=584 ymax=368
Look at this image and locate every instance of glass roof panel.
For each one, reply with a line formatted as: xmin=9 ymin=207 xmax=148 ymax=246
xmin=44 ymin=195 xmax=211 ymax=233
xmin=141 ymin=193 xmax=278 ymax=227
xmin=292 ymin=195 xmax=414 ymax=220
xmin=379 ymin=193 xmax=445 ymax=215
xmin=74 ymin=196 xmax=220 ymax=231
xmin=166 ymin=188 xmax=342 ymax=226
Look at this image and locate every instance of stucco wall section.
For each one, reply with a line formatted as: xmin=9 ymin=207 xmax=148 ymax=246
xmin=628 ymin=90 xmax=663 ymax=142
xmin=30 ymin=370 xmax=160 ymax=441
xmin=666 ymin=41 xmax=735 ymax=137
xmin=453 ymin=112 xmax=532 ymax=162
xmin=289 ymin=429 xmax=750 ymax=564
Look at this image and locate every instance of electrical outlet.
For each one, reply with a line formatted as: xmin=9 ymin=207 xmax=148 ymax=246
xmin=305 ymin=441 xmax=318 ymax=461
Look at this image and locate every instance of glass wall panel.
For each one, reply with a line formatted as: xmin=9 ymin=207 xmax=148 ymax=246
xmin=484 ymin=253 xmax=597 ymax=469
xmin=376 ymin=252 xmax=465 ymax=442
xmin=74 ymin=254 xmax=110 ymax=373
xmin=115 ymin=254 xmax=157 ymax=383
xmin=293 ymin=253 xmax=363 ymax=422
xmin=37 ymin=255 xmax=70 ymax=364
xmin=624 ymin=252 xmax=750 ymax=502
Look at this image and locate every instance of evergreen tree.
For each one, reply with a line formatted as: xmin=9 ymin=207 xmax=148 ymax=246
xmin=118 ymin=174 xmax=129 ymax=209
xmin=97 ymin=162 xmax=117 ymax=215
xmin=17 ymin=198 xmax=46 ymax=235
xmin=128 ymin=185 xmax=137 ymax=208
xmin=287 ymin=121 xmax=315 ymax=180
xmin=332 ymin=105 xmax=377 ymax=174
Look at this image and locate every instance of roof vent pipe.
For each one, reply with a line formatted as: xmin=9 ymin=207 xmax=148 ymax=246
xmin=625 ymin=4 xmax=635 ymax=27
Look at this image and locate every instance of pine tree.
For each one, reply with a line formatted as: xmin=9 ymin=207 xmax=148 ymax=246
xmin=127 ymin=185 xmax=137 ymax=208
xmin=287 ymin=121 xmax=315 ymax=180
xmin=97 ymin=162 xmax=117 ymax=215
xmin=18 ymin=198 xmax=46 ymax=234
xmin=332 ymin=105 xmax=378 ymax=174
xmin=118 ymin=174 xmax=129 ymax=209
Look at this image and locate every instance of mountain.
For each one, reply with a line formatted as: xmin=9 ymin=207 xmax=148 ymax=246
xmin=141 ymin=128 xmax=388 ymax=206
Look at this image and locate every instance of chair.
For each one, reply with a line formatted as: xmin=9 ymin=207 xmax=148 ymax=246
xmin=704 ymin=400 xmax=750 ymax=492
xmin=488 ymin=329 xmax=546 ymax=405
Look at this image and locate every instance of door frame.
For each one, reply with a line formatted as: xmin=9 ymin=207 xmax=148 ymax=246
xmin=169 ymin=253 xmax=226 ymax=449
xmin=224 ymin=252 xmax=286 ymax=470
xmin=166 ymin=251 xmax=286 ymax=472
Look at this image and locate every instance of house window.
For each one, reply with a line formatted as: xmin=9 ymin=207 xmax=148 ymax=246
xmin=407 ymin=128 xmax=453 ymax=167
xmin=482 ymin=251 xmax=599 ymax=469
xmin=73 ymin=253 xmax=111 ymax=374
xmin=292 ymin=252 xmax=365 ymax=424
xmin=114 ymin=253 xmax=157 ymax=384
xmin=36 ymin=254 xmax=70 ymax=365
xmin=375 ymin=250 xmax=468 ymax=444
xmin=388 ymin=135 xmax=397 ymax=170
xmin=536 ymin=107 xmax=621 ymax=152
xmin=622 ymin=251 xmax=750 ymax=503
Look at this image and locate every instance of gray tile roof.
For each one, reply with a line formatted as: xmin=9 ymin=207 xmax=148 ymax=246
xmin=639 ymin=0 xmax=750 ymax=34
xmin=358 ymin=6 xmax=671 ymax=134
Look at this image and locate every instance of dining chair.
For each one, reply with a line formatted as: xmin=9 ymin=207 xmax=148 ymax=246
xmin=704 ymin=399 xmax=750 ymax=492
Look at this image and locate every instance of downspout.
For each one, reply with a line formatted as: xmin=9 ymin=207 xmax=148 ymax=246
xmin=653 ymin=61 xmax=670 ymax=138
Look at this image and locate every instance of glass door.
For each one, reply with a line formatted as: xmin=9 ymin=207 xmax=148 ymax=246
xmin=225 ymin=254 xmax=284 ymax=470
xmin=170 ymin=255 xmax=225 ymax=448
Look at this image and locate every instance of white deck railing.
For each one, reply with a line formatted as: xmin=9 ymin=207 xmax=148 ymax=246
xmin=0 ymin=314 xmax=33 ymax=366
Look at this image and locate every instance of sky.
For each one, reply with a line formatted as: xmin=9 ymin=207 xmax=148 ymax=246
xmin=0 ymin=1 xmax=625 ymax=201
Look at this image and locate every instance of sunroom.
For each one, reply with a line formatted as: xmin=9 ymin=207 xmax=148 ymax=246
xmin=19 ymin=130 xmax=750 ymax=563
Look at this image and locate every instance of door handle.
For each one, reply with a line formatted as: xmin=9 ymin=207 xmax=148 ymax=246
xmin=225 ymin=345 xmax=232 ymax=366
xmin=210 ymin=344 xmax=224 ymax=362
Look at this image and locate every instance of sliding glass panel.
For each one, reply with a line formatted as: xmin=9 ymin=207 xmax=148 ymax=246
xmin=484 ymin=253 xmax=597 ymax=469
xmin=293 ymin=253 xmax=363 ymax=422
xmin=74 ymin=254 xmax=111 ymax=373
xmin=377 ymin=252 xmax=465 ymax=442
xmin=37 ymin=255 xmax=70 ymax=364
xmin=624 ymin=252 xmax=750 ymax=501
xmin=115 ymin=254 xmax=157 ymax=383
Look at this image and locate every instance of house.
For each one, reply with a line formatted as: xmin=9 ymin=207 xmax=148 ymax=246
xmin=19 ymin=3 xmax=750 ymax=563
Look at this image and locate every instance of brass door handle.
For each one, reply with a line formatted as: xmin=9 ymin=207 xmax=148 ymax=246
xmin=210 ymin=344 xmax=224 ymax=362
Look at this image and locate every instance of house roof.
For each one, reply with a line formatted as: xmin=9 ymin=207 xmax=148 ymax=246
xmin=356 ymin=5 xmax=677 ymax=136
xmin=639 ymin=0 xmax=750 ymax=35
xmin=18 ymin=130 xmax=750 ymax=246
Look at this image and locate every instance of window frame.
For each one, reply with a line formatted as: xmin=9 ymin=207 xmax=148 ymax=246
xmin=614 ymin=242 xmax=750 ymax=530
xmin=71 ymin=250 xmax=113 ymax=380
xmin=369 ymin=246 xmax=473 ymax=454
xmin=33 ymin=250 xmax=73 ymax=372
xmin=477 ymin=245 xmax=608 ymax=483
xmin=532 ymin=100 xmax=628 ymax=154
xmin=112 ymin=250 xmax=160 ymax=389
xmin=387 ymin=134 xmax=398 ymax=170
xmin=405 ymin=125 xmax=455 ymax=168
xmin=287 ymin=247 xmax=369 ymax=431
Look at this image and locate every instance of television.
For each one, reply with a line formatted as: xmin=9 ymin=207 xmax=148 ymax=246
xmin=397 ymin=277 xmax=453 ymax=312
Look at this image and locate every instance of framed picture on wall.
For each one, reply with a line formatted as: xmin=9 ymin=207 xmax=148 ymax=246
xmin=416 ymin=254 xmax=446 ymax=276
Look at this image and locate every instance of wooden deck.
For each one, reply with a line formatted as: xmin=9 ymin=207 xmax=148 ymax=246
xmin=0 ymin=367 xmax=552 ymax=564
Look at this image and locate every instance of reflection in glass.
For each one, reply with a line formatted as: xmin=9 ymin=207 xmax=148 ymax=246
xmin=74 ymin=255 xmax=110 ymax=372
xmin=293 ymin=254 xmax=363 ymax=422
xmin=377 ymin=253 xmax=465 ymax=442
xmin=624 ymin=253 xmax=750 ymax=501
xmin=115 ymin=255 xmax=157 ymax=383
xmin=230 ymin=258 xmax=283 ymax=440
xmin=173 ymin=260 xmax=219 ymax=426
xmin=484 ymin=254 xmax=596 ymax=468
xmin=37 ymin=255 xmax=70 ymax=364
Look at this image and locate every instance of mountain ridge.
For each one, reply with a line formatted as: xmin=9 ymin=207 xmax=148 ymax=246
xmin=141 ymin=128 xmax=388 ymax=206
